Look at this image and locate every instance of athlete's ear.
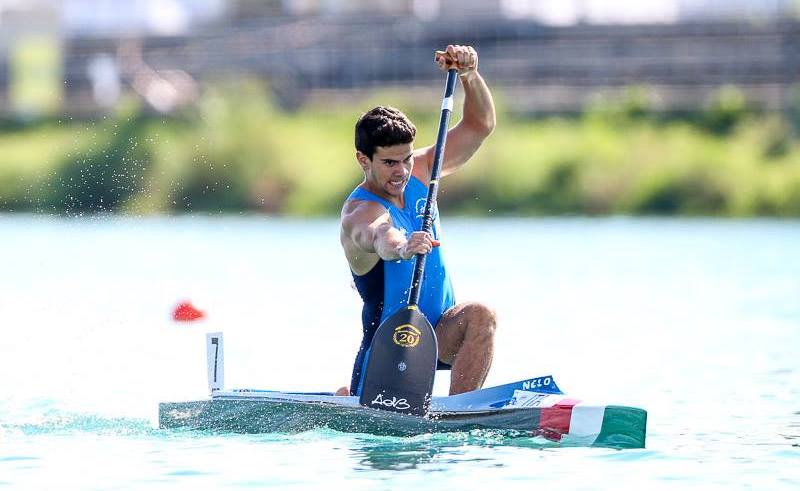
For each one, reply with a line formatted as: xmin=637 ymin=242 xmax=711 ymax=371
xmin=356 ymin=151 xmax=371 ymax=171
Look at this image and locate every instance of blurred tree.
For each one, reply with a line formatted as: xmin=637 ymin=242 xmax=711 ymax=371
xmin=702 ymin=86 xmax=747 ymax=135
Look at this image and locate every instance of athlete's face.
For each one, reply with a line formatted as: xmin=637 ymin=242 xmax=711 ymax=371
xmin=358 ymin=143 xmax=414 ymax=198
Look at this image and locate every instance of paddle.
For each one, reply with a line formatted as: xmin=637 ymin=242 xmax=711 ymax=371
xmin=358 ymin=67 xmax=459 ymax=416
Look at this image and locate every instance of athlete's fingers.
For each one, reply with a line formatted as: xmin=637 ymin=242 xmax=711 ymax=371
xmin=465 ymin=47 xmax=476 ymax=69
xmin=419 ymin=238 xmax=435 ymax=253
xmin=436 ymin=49 xmax=455 ymax=70
xmin=449 ymin=45 xmax=460 ymax=67
xmin=402 ymin=232 xmax=439 ymax=257
xmin=416 ymin=238 xmax=432 ymax=253
xmin=451 ymin=45 xmax=461 ymax=67
xmin=421 ymin=232 xmax=438 ymax=248
xmin=400 ymin=238 xmax=419 ymax=258
xmin=407 ymin=243 xmax=428 ymax=256
xmin=410 ymin=231 xmax=431 ymax=243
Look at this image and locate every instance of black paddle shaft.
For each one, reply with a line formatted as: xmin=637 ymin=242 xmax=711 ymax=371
xmin=407 ymin=69 xmax=458 ymax=307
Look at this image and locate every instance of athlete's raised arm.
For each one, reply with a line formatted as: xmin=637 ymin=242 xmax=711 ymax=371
xmin=414 ymin=45 xmax=496 ymax=181
xmin=341 ymin=200 xmax=437 ymax=274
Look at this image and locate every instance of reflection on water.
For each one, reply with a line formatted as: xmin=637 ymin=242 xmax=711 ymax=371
xmin=352 ymin=431 xmax=569 ymax=471
xmin=354 ymin=438 xmax=443 ymax=471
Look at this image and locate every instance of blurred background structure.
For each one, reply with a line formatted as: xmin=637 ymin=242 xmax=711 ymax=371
xmin=1 ymin=0 xmax=799 ymax=115
xmin=1 ymin=0 xmax=799 ymax=215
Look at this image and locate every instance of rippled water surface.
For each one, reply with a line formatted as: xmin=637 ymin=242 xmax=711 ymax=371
xmin=1 ymin=215 xmax=798 ymax=489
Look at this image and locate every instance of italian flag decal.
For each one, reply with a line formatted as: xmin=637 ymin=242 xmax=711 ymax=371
xmin=510 ymin=391 xmax=647 ymax=446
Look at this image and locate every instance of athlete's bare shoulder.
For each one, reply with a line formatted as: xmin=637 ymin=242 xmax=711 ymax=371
xmin=341 ymin=197 xmax=388 ymax=236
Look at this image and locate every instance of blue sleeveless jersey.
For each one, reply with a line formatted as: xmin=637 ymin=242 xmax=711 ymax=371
xmin=347 ymin=176 xmax=455 ymax=394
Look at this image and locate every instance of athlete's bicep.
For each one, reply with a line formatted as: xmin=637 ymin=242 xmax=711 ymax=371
xmin=416 ymin=120 xmax=489 ymax=178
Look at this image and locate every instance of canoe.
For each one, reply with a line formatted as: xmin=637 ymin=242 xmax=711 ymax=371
xmin=158 ymin=334 xmax=647 ymax=448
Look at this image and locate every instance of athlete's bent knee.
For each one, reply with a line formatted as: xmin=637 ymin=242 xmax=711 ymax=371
xmin=463 ymin=303 xmax=497 ymax=343
xmin=465 ymin=302 xmax=497 ymax=330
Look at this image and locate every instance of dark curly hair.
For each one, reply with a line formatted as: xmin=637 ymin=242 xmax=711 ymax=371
xmin=354 ymin=106 xmax=417 ymax=159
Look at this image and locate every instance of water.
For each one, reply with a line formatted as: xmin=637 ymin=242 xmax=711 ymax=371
xmin=1 ymin=215 xmax=798 ymax=489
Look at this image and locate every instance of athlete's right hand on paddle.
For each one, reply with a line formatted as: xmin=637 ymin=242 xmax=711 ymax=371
xmin=396 ymin=231 xmax=440 ymax=260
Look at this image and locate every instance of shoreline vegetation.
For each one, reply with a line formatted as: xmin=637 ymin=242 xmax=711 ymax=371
xmin=1 ymin=81 xmax=799 ymax=217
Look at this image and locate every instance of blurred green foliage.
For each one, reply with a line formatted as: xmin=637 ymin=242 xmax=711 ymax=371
xmin=1 ymin=80 xmax=799 ymax=216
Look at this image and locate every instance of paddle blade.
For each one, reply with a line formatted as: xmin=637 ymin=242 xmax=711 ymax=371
xmin=358 ymin=306 xmax=438 ymax=416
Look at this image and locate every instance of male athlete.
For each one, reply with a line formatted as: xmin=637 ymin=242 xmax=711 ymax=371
xmin=339 ymin=45 xmax=496 ymax=397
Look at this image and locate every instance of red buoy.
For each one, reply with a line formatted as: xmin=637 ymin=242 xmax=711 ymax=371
xmin=173 ymin=301 xmax=206 ymax=322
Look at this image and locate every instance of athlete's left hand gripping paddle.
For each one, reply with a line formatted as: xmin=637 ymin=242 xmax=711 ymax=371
xmin=359 ymin=68 xmax=458 ymax=416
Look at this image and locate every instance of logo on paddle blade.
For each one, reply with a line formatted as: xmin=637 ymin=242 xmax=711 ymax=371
xmin=393 ymin=324 xmax=421 ymax=348
xmin=371 ymin=393 xmax=411 ymax=411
